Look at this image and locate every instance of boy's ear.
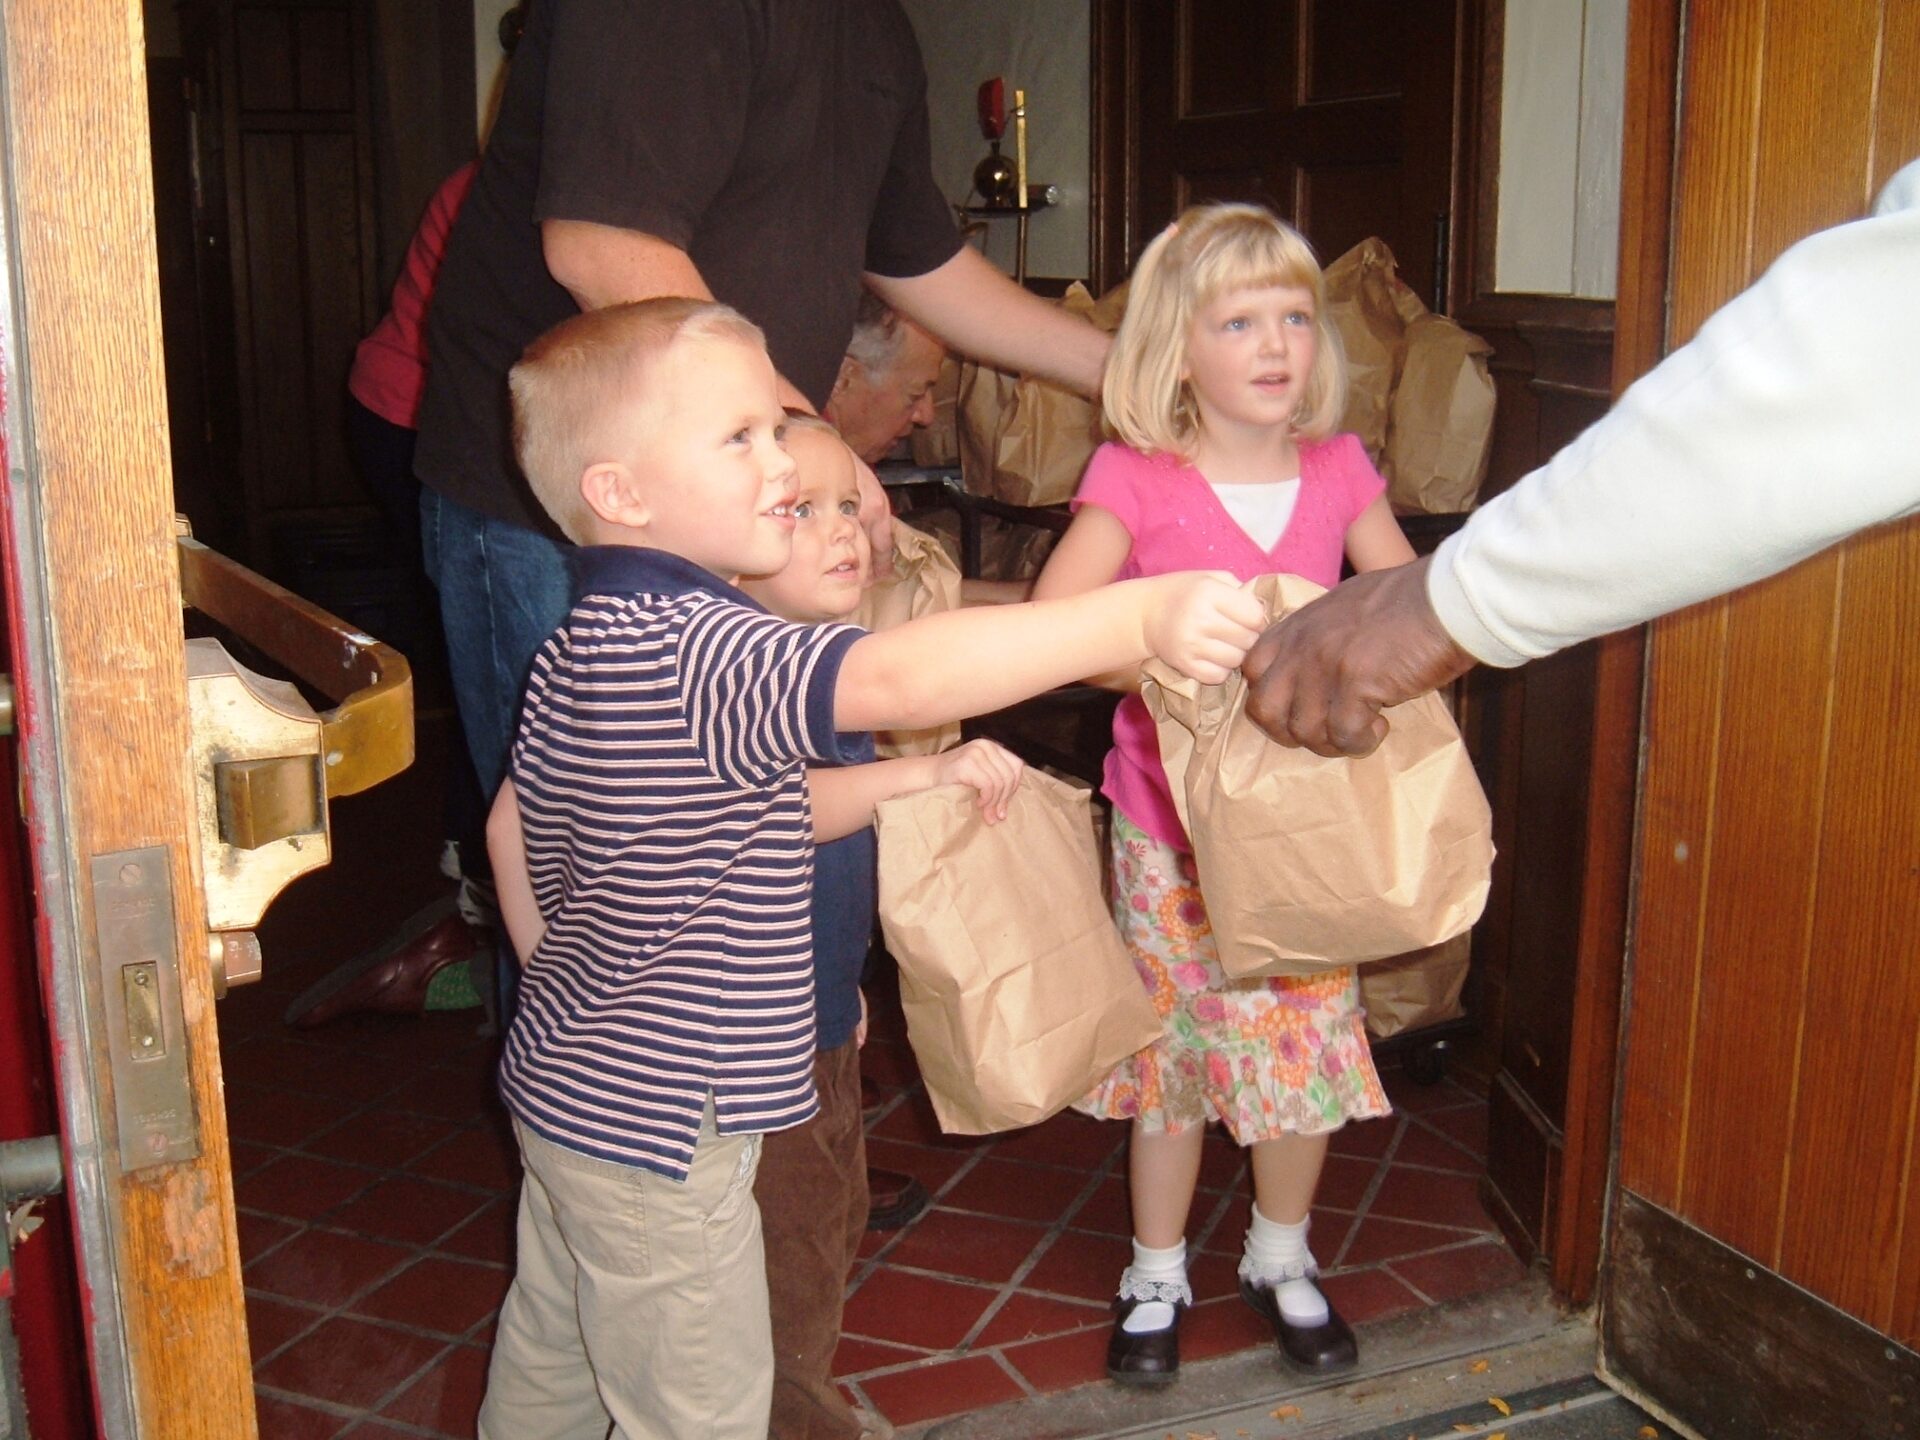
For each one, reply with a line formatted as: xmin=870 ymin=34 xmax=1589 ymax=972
xmin=581 ymin=460 xmax=651 ymax=531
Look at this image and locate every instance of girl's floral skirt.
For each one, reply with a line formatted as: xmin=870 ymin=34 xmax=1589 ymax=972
xmin=1077 ymin=812 xmax=1391 ymax=1143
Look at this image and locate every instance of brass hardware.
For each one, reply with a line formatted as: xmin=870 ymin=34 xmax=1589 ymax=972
xmin=91 ymin=847 xmax=200 ymax=1170
xmin=186 ymin=638 xmax=331 ymax=935
xmin=177 ymin=534 xmax=413 ymax=798
xmin=207 ymin=930 xmax=262 ymax=998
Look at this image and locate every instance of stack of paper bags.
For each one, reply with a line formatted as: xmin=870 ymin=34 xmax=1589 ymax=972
xmin=853 ymin=520 xmax=962 ymax=757
xmin=1143 ymin=573 xmax=1494 ymax=977
xmin=875 ymin=769 xmax=1160 ymax=1134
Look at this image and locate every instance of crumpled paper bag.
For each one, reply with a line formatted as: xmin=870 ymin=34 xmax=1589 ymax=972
xmin=1142 ymin=573 xmax=1493 ymax=976
xmin=956 ymin=280 xmax=1128 ymax=507
xmin=1361 ymin=932 xmax=1471 ymax=1040
xmin=1325 ymin=238 xmax=1495 ymax=514
xmin=853 ymin=520 xmax=962 ymax=757
xmin=875 ymin=769 xmax=1161 ymax=1135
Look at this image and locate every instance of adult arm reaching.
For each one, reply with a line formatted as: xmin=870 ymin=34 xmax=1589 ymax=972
xmin=1245 ymin=157 xmax=1920 ymax=757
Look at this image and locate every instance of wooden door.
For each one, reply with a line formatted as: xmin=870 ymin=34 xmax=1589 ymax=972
xmin=1092 ymin=0 xmax=1460 ymax=309
xmin=1599 ymin=3 xmax=1920 ymax=1435
xmin=0 ymin=0 xmax=257 ymax=1433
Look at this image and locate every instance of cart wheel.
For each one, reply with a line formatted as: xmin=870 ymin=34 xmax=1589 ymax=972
xmin=1404 ymin=1040 xmax=1449 ymax=1086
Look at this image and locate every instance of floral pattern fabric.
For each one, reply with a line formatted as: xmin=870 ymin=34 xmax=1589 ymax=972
xmin=1077 ymin=814 xmax=1390 ymax=1142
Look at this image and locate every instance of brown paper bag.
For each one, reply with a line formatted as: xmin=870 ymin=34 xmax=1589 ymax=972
xmin=1383 ymin=314 xmax=1496 ymax=514
xmin=875 ymin=769 xmax=1161 ymax=1135
xmin=853 ymin=521 xmax=962 ymax=757
xmin=955 ymin=280 xmax=1127 ymax=507
xmin=1325 ymin=238 xmax=1425 ymax=466
xmin=1143 ymin=573 xmax=1493 ymax=976
xmin=1360 ymin=932 xmax=1471 ymax=1040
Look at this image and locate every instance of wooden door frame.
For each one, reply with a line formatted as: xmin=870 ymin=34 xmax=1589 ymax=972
xmin=0 ymin=0 xmax=255 ymax=1433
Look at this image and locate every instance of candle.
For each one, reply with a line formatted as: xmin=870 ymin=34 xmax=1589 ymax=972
xmin=1014 ymin=88 xmax=1028 ymax=209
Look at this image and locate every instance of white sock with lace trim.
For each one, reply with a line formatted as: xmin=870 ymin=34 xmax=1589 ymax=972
xmin=1118 ymin=1238 xmax=1188 ymax=1335
xmin=1244 ymin=1209 xmax=1329 ymax=1326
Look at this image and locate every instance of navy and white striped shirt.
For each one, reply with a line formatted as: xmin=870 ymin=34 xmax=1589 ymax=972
xmin=499 ymin=546 xmax=867 ymax=1180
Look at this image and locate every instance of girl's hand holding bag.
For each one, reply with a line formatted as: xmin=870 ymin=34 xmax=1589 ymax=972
xmin=1143 ymin=572 xmax=1494 ymax=976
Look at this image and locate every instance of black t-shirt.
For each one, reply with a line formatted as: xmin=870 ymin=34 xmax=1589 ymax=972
xmin=415 ymin=0 xmax=963 ymax=534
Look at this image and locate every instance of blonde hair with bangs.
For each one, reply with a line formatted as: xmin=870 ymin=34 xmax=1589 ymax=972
xmin=1102 ymin=204 xmax=1346 ymax=459
xmin=509 ymin=297 xmax=767 ymax=542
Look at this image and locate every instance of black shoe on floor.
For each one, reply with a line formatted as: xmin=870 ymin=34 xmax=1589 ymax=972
xmin=1238 ymin=1275 xmax=1357 ymax=1371
xmin=1106 ymin=1295 xmax=1184 ymax=1386
xmin=864 ymin=1167 xmax=931 ymax=1230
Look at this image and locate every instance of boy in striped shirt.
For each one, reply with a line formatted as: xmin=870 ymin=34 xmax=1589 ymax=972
xmin=478 ymin=297 xmax=1264 ymax=1440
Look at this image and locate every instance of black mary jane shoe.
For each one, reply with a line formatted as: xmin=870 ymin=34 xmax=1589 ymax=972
xmin=1238 ymin=1276 xmax=1358 ymax=1372
xmin=1106 ymin=1296 xmax=1185 ymax=1386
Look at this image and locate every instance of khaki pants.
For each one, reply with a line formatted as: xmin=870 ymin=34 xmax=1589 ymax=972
xmin=478 ymin=1107 xmax=769 ymax=1440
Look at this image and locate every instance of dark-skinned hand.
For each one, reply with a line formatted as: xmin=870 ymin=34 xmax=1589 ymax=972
xmin=1241 ymin=556 xmax=1478 ymax=758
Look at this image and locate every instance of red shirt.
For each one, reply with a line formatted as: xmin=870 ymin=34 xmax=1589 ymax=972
xmin=347 ymin=162 xmax=477 ymax=428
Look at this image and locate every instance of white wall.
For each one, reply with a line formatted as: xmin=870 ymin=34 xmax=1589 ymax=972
xmin=1494 ymin=0 xmax=1628 ymax=298
xmin=899 ymin=0 xmax=1092 ymax=282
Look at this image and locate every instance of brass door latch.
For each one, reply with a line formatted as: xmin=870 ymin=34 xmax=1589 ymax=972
xmin=177 ymin=526 xmax=414 ymax=996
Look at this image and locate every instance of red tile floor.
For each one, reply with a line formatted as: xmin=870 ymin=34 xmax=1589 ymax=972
xmin=219 ymin=710 xmax=1524 ymax=1436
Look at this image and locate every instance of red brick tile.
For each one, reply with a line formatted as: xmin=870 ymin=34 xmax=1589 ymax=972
xmin=235 ymin=1154 xmax=377 ymax=1222
xmin=352 ymin=1256 xmax=510 ymax=1337
xmin=1018 ymin=1229 xmax=1126 ymax=1303
xmin=275 ymin=1041 xmax=405 ymax=1105
xmin=862 ymin=1136 xmax=973 ymax=1194
xmin=831 ymin=1334 xmax=928 ymax=1377
xmin=247 ymin=1294 xmax=322 ymax=1363
xmin=883 ymin=1209 xmax=1047 ymax=1284
xmin=1182 ymin=1293 xmax=1273 ymax=1363
xmin=303 ymin=1109 xmax=454 ymax=1171
xmin=380 ymin=1342 xmax=491 ymax=1434
xmin=237 ymin=1210 xmax=299 ymax=1265
xmin=228 ymin=1089 xmax=349 ymax=1149
xmin=1366 ymin=1167 xmax=1494 ymax=1233
xmin=1314 ymin=1152 xmax=1384 ymax=1210
xmin=857 ymin=1037 xmax=921 ymax=1092
xmin=1196 ymin=1196 xmax=1352 ymax=1261
xmin=857 ymin=1353 xmax=1025 ymax=1426
xmin=1200 ymin=1189 xmax=1253 ymax=1250
xmin=1327 ymin=1114 xmax=1399 ymax=1159
xmin=1188 ymin=1248 xmax=1242 ymax=1303
xmin=388 ymin=1063 xmax=505 ymax=1124
xmin=1196 ymin=1133 xmax=1249 ymax=1191
xmin=1067 ymin=1175 xmax=1132 ymax=1237
xmin=1308 ymin=1205 xmax=1358 ymax=1260
xmin=327 ymin=1176 xmax=492 ymax=1247
xmin=1380 ymin=1068 xmax=1481 ymax=1114
xmin=406 ymin=1124 xmax=520 ymax=1191
xmin=941 ymin=1157 xmax=1092 ymax=1224
xmin=247 ymin=1229 xmax=412 ymax=1308
xmin=1421 ymin=1103 xmax=1489 ymax=1159
xmin=255 ymin=1316 xmax=448 ymax=1410
xmin=984 ymin=1111 xmax=1125 ymax=1170
xmin=1391 ymin=1121 xmax=1483 ymax=1174
xmin=869 ymin=1093 xmax=967 ymax=1148
xmin=1338 ymin=1215 xmax=1480 ymax=1268
xmin=229 ymin=1139 xmax=278 ymax=1179
xmin=433 ymin=1197 xmax=516 ymax=1267
xmin=972 ymin=1291 xmax=1107 ymax=1348
xmin=841 ymin=1268 xmax=995 ymax=1351
xmin=251 ymin=1391 xmax=348 ymax=1440
xmin=1387 ymin=1239 xmax=1527 ymax=1303
xmin=336 ymin=1424 xmax=419 ymax=1439
xmin=1319 ymin=1265 xmax=1427 ymax=1325
xmin=999 ymin=1321 xmax=1111 ymax=1393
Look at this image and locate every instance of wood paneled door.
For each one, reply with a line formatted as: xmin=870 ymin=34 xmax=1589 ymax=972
xmin=1091 ymin=0 xmax=1460 ymax=309
xmin=1599 ymin=2 xmax=1920 ymax=1435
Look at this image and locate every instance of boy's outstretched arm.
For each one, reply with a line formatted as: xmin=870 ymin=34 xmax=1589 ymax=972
xmin=809 ymin=739 xmax=1026 ymax=843
xmin=486 ymin=779 xmax=548 ymax=968
xmin=834 ymin=572 xmax=1263 ymax=734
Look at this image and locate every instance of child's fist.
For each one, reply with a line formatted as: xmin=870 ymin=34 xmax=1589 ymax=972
xmin=933 ymin=738 xmax=1026 ymax=823
xmin=1145 ymin=572 xmax=1266 ymax=684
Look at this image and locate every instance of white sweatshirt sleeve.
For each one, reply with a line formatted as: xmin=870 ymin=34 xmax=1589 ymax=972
xmin=1427 ymin=159 xmax=1920 ymax=668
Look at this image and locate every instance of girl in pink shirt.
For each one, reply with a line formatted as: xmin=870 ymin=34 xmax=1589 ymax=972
xmin=1033 ymin=205 xmax=1415 ymax=1385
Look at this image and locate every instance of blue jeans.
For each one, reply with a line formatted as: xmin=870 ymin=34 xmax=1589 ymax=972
xmin=419 ymin=487 xmax=573 ymax=1022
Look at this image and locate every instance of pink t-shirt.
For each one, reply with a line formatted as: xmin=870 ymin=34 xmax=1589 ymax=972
xmin=347 ymin=162 xmax=477 ymax=428
xmin=1074 ymin=435 xmax=1386 ymax=849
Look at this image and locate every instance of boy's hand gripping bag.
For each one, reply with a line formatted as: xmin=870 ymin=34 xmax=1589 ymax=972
xmin=875 ymin=769 xmax=1161 ymax=1135
xmin=853 ymin=520 xmax=962 ymax=757
xmin=1142 ymin=573 xmax=1494 ymax=977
